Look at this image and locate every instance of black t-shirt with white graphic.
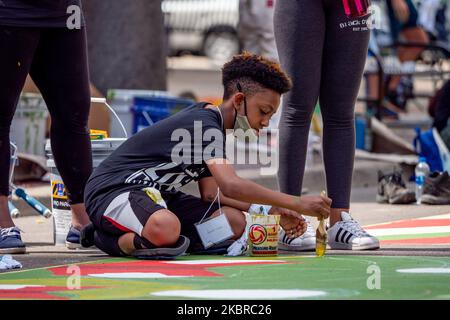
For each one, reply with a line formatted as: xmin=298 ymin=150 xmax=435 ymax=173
xmin=85 ymin=102 xmax=226 ymax=222
xmin=0 ymin=0 xmax=84 ymax=27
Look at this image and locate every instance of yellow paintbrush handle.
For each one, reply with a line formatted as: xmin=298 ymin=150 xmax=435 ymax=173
xmin=315 ymin=190 xmax=328 ymax=257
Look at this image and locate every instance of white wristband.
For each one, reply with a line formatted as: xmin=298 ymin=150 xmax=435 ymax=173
xmin=248 ymin=204 xmax=272 ymax=216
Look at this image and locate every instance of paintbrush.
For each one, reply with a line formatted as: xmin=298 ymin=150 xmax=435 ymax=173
xmin=316 ymin=191 xmax=328 ymax=257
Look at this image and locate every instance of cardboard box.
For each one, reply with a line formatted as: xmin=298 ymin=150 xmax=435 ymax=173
xmin=23 ymin=76 xmax=111 ymax=135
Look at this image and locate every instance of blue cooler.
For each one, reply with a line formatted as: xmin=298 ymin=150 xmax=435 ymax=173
xmin=132 ymin=96 xmax=194 ymax=133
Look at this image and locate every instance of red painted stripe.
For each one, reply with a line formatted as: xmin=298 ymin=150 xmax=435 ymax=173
xmin=49 ymin=260 xmax=288 ymax=277
xmin=365 ymin=219 xmax=450 ymax=230
xmin=381 ymin=236 xmax=450 ymax=245
xmin=103 ymin=216 xmax=133 ymax=233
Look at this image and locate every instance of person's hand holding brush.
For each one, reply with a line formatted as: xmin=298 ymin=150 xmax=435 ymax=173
xmin=296 ymin=194 xmax=332 ymax=220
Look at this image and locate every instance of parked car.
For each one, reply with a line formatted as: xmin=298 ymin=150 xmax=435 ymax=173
xmin=162 ymin=0 xmax=240 ymax=65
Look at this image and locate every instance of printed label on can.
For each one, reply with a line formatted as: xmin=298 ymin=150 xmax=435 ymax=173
xmin=53 ymin=209 xmax=72 ymax=235
xmin=248 ymin=215 xmax=280 ymax=256
xmin=52 ymin=180 xmax=67 ymax=199
xmin=52 ymin=181 xmax=70 ymax=210
xmin=51 ymin=175 xmax=72 ymax=245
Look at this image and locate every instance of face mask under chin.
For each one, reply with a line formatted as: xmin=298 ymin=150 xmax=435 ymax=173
xmin=233 ymin=112 xmax=259 ymax=143
xmin=233 ymin=82 xmax=259 ymax=143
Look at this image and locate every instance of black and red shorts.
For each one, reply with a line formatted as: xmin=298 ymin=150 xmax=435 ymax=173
xmin=93 ymin=189 xmax=219 ymax=254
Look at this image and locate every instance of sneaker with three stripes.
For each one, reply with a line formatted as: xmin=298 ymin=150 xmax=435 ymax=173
xmin=327 ymin=212 xmax=380 ymax=250
xmin=278 ymin=217 xmax=316 ymax=251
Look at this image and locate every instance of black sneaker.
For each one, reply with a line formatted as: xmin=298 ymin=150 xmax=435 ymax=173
xmin=422 ymin=172 xmax=450 ymax=205
xmin=377 ymin=170 xmax=416 ymax=204
xmin=80 ymin=223 xmax=96 ymax=248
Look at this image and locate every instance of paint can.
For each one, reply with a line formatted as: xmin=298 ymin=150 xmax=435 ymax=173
xmin=248 ymin=214 xmax=280 ymax=256
xmin=45 ymin=138 xmax=125 ymax=245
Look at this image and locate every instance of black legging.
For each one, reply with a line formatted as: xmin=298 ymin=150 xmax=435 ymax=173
xmin=274 ymin=0 xmax=370 ymax=208
xmin=0 ymin=26 xmax=92 ymax=204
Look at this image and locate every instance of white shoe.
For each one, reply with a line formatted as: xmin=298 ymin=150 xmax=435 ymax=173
xmin=327 ymin=212 xmax=380 ymax=250
xmin=278 ymin=218 xmax=316 ymax=251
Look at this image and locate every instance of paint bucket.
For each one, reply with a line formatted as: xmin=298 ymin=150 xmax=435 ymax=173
xmin=45 ymin=138 xmax=125 ymax=245
xmin=248 ymin=214 xmax=280 ymax=256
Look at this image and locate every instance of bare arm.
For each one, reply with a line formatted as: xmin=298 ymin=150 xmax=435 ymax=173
xmin=198 ymin=176 xmax=251 ymax=212
xmin=198 ymin=173 xmax=309 ymax=238
xmin=205 ymin=159 xmax=331 ymax=219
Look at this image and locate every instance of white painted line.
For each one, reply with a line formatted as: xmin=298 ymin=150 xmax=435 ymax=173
xmin=0 ymin=285 xmax=44 ymax=290
xmin=418 ymin=213 xmax=450 ymax=220
xmin=368 ymin=226 xmax=450 ymax=237
xmin=397 ymin=268 xmax=450 ymax=274
xmin=363 ymin=213 xmax=450 ymax=229
xmin=151 ymin=289 xmax=327 ymax=299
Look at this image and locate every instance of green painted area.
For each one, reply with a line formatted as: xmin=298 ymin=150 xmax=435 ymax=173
xmin=1 ymin=255 xmax=450 ymax=300
xmin=378 ymin=232 xmax=450 ymax=241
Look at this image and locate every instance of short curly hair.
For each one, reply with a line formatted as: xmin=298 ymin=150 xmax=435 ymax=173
xmin=222 ymin=52 xmax=292 ymax=99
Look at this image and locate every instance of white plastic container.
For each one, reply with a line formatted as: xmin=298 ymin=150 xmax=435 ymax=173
xmin=45 ymin=138 xmax=126 ymax=245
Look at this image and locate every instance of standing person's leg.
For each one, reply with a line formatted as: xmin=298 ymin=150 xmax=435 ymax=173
xmin=29 ymin=27 xmax=92 ymax=232
xmin=319 ymin=0 xmax=379 ymax=250
xmin=0 ymin=26 xmax=40 ymax=253
xmin=319 ymin=0 xmax=370 ymax=224
xmin=0 ymin=27 xmax=40 ymax=228
xmin=386 ymin=27 xmax=429 ymax=92
xmin=386 ymin=0 xmax=429 ymax=92
xmin=259 ymin=30 xmax=278 ymax=62
xmin=396 ymin=27 xmax=429 ymax=62
xmin=274 ymin=0 xmax=325 ymax=197
xmin=239 ymin=26 xmax=261 ymax=56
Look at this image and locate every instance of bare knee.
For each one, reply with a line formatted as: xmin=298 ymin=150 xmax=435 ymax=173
xmin=142 ymin=209 xmax=181 ymax=247
xmin=212 ymin=207 xmax=246 ymax=240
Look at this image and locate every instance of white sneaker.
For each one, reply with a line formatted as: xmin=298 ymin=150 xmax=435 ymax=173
xmin=278 ymin=217 xmax=316 ymax=251
xmin=327 ymin=212 xmax=380 ymax=250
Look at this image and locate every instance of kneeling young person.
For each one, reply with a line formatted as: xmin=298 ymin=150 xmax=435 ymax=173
xmin=82 ymin=52 xmax=332 ymax=259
